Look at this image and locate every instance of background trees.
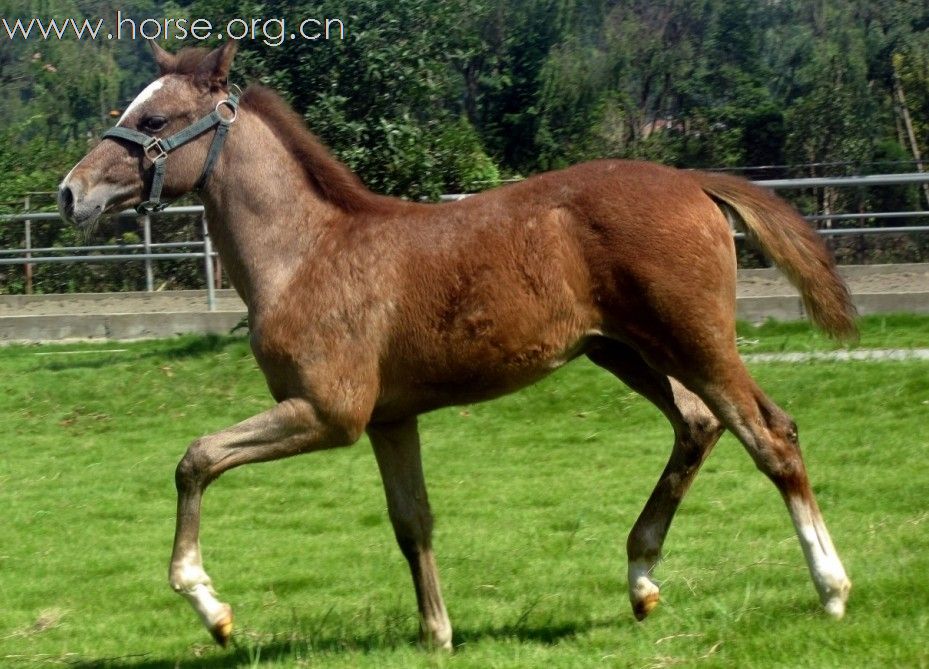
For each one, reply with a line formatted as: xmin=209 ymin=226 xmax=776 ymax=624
xmin=2 ymin=0 xmax=928 ymax=291
xmin=4 ymin=0 xmax=929 ymax=198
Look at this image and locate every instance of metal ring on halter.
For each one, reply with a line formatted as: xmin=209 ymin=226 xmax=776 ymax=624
xmin=215 ymin=99 xmax=238 ymax=124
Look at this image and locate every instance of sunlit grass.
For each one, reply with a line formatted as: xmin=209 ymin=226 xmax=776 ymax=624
xmin=736 ymin=313 xmax=929 ymax=352
xmin=1 ymin=319 xmax=928 ymax=668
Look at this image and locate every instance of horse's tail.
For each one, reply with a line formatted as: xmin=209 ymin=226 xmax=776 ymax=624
xmin=693 ymin=170 xmax=858 ymax=341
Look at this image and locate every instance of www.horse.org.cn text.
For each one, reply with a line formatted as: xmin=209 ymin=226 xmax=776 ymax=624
xmin=1 ymin=12 xmax=346 ymax=47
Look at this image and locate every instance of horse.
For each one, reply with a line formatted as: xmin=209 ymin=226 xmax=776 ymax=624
xmin=58 ymin=41 xmax=855 ymax=649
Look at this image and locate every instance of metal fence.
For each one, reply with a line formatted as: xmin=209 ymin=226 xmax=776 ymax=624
xmin=3 ymin=172 xmax=929 ymax=309
xmin=0 ymin=205 xmax=220 ymax=309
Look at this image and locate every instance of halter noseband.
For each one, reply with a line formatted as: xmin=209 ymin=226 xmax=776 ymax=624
xmin=102 ymin=86 xmax=240 ymax=214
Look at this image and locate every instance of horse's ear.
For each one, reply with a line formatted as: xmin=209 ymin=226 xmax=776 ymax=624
xmin=149 ymin=40 xmax=176 ymax=75
xmin=194 ymin=41 xmax=238 ymax=91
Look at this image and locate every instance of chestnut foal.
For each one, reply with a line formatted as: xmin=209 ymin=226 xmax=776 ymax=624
xmin=59 ymin=42 xmax=855 ymax=648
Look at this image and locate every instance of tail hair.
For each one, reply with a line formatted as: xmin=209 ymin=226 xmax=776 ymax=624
xmin=694 ymin=171 xmax=858 ymax=341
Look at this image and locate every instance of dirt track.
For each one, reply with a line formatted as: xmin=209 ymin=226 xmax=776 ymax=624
xmin=0 ymin=265 xmax=926 ymax=318
xmin=737 ymin=265 xmax=929 ymax=299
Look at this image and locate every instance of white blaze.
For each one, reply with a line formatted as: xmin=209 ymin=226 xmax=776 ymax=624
xmin=117 ymin=78 xmax=166 ymax=126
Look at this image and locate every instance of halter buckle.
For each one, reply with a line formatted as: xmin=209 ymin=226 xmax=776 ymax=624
xmin=144 ymin=137 xmax=167 ymax=163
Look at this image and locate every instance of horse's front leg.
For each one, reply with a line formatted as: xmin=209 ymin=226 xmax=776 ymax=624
xmin=368 ymin=417 xmax=452 ymax=650
xmin=169 ymin=397 xmax=363 ymax=646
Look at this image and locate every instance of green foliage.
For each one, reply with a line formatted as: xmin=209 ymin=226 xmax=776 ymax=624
xmin=895 ymin=39 xmax=929 ymax=161
xmin=3 ymin=0 xmax=929 ymax=292
xmin=6 ymin=0 xmax=929 ymax=194
xmin=0 ymin=124 xmax=84 ymax=205
xmin=189 ymin=0 xmax=500 ymax=199
xmin=433 ymin=117 xmax=501 ymax=193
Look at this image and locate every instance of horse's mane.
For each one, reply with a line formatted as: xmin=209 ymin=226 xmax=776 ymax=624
xmin=162 ymin=48 xmax=388 ymax=215
xmin=240 ymin=85 xmax=389 ymax=214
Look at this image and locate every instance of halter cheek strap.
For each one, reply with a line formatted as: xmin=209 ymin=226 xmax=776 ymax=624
xmin=102 ymin=89 xmax=240 ymax=214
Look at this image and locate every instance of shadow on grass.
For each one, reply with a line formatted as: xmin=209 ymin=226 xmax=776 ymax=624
xmin=63 ymin=619 xmax=600 ymax=668
xmin=31 ymin=333 xmax=248 ymax=372
xmin=160 ymin=333 xmax=248 ymax=359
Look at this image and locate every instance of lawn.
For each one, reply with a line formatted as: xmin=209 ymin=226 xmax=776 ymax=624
xmin=1 ymin=317 xmax=928 ymax=668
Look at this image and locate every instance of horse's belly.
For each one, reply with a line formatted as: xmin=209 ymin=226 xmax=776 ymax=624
xmin=375 ymin=314 xmax=598 ymax=418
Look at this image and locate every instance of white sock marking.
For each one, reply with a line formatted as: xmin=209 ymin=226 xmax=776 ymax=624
xmin=628 ymin=559 xmax=659 ymax=601
xmin=788 ymin=496 xmax=850 ymax=615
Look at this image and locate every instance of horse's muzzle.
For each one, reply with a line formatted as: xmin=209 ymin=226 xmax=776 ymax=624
xmin=57 ymin=183 xmax=76 ymax=222
xmin=57 ymin=179 xmax=115 ymax=229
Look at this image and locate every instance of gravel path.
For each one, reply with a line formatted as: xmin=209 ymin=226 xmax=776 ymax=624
xmin=744 ymin=349 xmax=929 ymax=363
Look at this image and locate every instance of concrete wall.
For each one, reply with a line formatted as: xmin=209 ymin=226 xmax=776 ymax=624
xmin=1 ymin=264 xmax=926 ymax=343
xmin=0 ymin=311 xmax=245 ymax=342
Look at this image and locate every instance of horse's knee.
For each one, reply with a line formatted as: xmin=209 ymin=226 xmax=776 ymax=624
xmin=176 ymin=438 xmax=214 ymax=491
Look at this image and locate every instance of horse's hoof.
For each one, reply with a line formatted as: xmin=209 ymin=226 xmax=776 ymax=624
xmin=821 ymin=577 xmax=850 ymax=619
xmin=824 ymin=597 xmax=845 ymax=619
xmin=209 ymin=605 xmax=234 ymax=647
xmin=419 ymin=623 xmax=453 ymax=651
xmin=633 ymin=592 xmax=660 ymax=621
xmin=421 ymin=637 xmax=453 ymax=652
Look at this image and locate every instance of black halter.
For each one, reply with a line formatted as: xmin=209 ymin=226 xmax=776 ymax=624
xmin=101 ymin=87 xmax=240 ymax=214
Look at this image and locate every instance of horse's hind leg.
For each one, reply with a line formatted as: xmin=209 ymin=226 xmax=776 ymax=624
xmin=690 ymin=360 xmax=852 ymax=617
xmin=587 ymin=341 xmax=724 ymax=620
xmin=368 ymin=417 xmax=452 ymax=650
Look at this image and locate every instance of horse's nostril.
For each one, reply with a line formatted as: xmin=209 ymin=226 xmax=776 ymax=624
xmin=58 ymin=185 xmax=74 ymax=219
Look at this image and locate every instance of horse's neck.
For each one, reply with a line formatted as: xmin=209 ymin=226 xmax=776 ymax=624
xmin=200 ymin=112 xmax=339 ymax=310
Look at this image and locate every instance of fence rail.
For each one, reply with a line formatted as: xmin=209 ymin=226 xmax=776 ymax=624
xmin=0 ymin=206 xmax=220 ymax=310
xmin=4 ymin=172 xmax=929 ymax=309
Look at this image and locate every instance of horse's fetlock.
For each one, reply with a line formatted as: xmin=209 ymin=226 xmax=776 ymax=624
xmin=169 ymin=564 xmax=209 ymax=595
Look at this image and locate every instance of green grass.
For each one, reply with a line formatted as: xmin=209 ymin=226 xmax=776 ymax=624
xmin=1 ymin=318 xmax=928 ymax=668
xmin=736 ymin=313 xmax=929 ymax=353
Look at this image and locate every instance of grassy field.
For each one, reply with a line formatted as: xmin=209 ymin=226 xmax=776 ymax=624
xmin=735 ymin=313 xmax=929 ymax=353
xmin=1 ymin=316 xmax=928 ymax=668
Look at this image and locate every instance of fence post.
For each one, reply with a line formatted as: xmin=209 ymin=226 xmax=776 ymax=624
xmin=201 ymin=211 xmax=216 ymax=312
xmin=24 ymin=195 xmax=33 ymax=295
xmin=142 ymin=213 xmax=154 ymax=292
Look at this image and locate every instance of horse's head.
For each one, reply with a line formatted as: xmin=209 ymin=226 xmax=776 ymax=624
xmin=58 ymin=41 xmax=238 ymax=230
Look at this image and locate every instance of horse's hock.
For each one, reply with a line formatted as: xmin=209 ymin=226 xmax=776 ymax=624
xmin=0 ymin=264 xmax=926 ymax=343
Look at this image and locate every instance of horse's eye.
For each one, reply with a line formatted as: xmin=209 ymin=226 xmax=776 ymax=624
xmin=140 ymin=116 xmax=167 ymax=133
